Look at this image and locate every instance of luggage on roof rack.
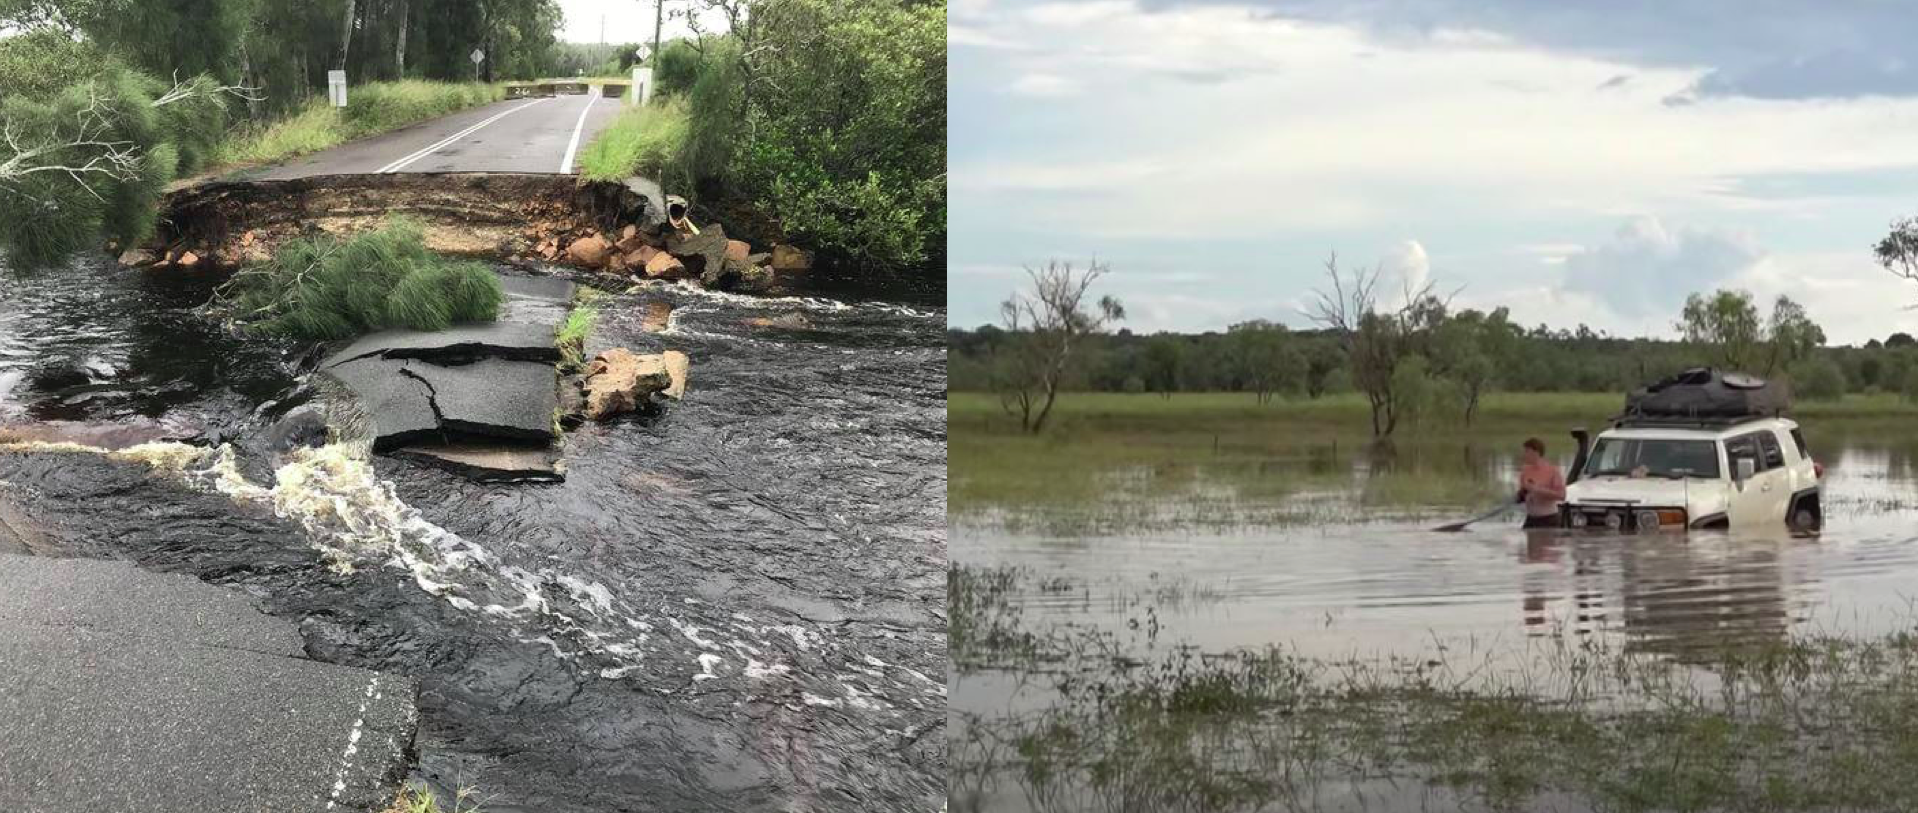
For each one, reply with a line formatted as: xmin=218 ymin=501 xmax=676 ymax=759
xmin=1620 ymin=367 xmax=1789 ymax=423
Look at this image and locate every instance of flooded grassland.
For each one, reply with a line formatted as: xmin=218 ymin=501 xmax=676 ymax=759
xmin=950 ymin=391 xmax=1918 ymax=813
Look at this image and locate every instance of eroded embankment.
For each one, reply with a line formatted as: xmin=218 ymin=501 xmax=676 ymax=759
xmin=135 ymin=172 xmax=655 ymax=268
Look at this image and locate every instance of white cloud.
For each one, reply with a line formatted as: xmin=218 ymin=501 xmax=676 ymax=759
xmin=1009 ymin=73 xmax=1082 ymax=98
xmin=1382 ymin=239 xmax=1431 ymax=303
xmin=1560 ymin=216 xmax=1765 ymax=319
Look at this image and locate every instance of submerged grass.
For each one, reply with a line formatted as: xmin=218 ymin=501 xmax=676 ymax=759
xmin=953 ymin=564 xmax=1918 ymax=813
xmin=217 ymin=81 xmax=503 ymax=168
xmin=575 ymin=97 xmax=689 ymax=183
xmin=218 ymin=219 xmax=502 ymax=340
xmin=381 ymin=784 xmax=484 ymax=813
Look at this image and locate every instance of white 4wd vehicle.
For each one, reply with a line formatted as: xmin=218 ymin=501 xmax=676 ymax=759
xmin=1560 ymin=416 xmax=1823 ymax=532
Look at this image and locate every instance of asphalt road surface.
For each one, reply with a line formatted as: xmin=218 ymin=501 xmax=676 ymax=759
xmin=0 ymin=554 xmax=417 ymax=813
xmin=248 ymin=90 xmax=625 ymax=179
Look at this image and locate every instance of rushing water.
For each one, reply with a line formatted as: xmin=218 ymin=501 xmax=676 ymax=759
xmin=0 ymin=257 xmax=947 ymax=812
xmin=953 ymin=427 xmax=1918 ymax=812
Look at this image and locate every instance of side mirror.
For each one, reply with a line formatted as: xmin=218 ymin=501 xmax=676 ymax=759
xmin=1735 ymin=457 xmax=1756 ymax=485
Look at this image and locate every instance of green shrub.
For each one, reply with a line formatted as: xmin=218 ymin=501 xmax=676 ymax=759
xmin=221 ymin=220 xmax=503 ymax=340
xmin=575 ymin=98 xmax=690 ymax=184
xmin=0 ymin=29 xmax=117 ymax=100
xmin=653 ymin=39 xmax=704 ymax=97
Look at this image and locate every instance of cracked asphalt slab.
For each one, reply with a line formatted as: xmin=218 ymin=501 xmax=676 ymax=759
xmin=0 ymin=554 xmax=417 ymax=813
xmin=243 ymin=92 xmax=626 ymax=179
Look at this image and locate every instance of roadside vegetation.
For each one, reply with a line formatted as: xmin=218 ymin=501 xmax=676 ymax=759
xmin=575 ymin=98 xmax=690 ymax=184
xmin=217 ymin=80 xmax=503 ymax=167
xmin=574 ymin=0 xmax=946 ymax=274
xmin=218 ymin=219 xmax=501 ymax=340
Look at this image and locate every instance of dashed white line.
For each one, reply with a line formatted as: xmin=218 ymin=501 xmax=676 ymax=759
xmin=377 ymin=97 xmax=550 ymax=174
xmin=558 ymin=88 xmax=603 ymax=174
xmin=324 ymin=675 xmax=381 ymax=810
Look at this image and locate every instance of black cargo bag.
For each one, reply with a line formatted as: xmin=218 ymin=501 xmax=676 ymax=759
xmin=1622 ymin=367 xmax=1789 ymax=419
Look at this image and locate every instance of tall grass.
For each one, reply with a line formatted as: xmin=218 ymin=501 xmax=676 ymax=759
xmin=219 ymin=219 xmax=502 ymax=340
xmin=574 ymin=97 xmax=689 ymax=184
xmin=217 ymin=81 xmax=503 ymax=167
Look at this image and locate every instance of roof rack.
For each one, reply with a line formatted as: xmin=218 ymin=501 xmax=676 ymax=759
xmin=1611 ymin=410 xmax=1786 ymax=430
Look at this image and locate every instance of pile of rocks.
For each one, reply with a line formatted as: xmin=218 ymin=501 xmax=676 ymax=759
xmin=561 ymin=348 xmax=691 ymax=424
xmin=535 ymin=220 xmax=810 ymax=292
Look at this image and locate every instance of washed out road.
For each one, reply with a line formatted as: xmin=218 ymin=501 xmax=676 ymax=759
xmin=247 ymin=89 xmax=625 ymax=179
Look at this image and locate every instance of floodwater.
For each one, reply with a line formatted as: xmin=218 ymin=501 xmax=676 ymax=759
xmin=0 ymin=257 xmax=947 ymax=812
xmin=952 ymin=430 xmax=1918 ymax=812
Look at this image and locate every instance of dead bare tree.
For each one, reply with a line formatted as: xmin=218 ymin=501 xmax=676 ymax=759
xmin=997 ymin=260 xmax=1125 ymax=433
xmin=1305 ymin=253 xmax=1443 ymax=437
xmin=1876 ymin=216 xmax=1918 ymax=286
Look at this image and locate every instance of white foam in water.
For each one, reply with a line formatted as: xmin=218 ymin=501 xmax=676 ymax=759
xmin=8 ymin=439 xmax=902 ymax=707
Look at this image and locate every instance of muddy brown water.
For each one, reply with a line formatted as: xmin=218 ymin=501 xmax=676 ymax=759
xmin=953 ymin=434 xmax=1918 ymax=812
xmin=0 ymin=257 xmax=946 ymax=812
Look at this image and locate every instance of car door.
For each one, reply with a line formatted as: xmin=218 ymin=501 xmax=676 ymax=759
xmin=1750 ymin=431 xmax=1792 ymax=522
xmin=1723 ymin=432 xmax=1780 ymax=525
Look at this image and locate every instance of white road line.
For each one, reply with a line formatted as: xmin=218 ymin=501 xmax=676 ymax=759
xmin=558 ymin=88 xmax=602 ymax=174
xmin=377 ymin=97 xmax=550 ymax=174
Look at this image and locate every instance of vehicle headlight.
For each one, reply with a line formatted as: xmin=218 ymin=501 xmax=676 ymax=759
xmin=1604 ymin=512 xmax=1624 ymax=531
xmin=1635 ymin=510 xmax=1659 ymax=531
xmin=1570 ymin=511 xmax=1589 ymax=528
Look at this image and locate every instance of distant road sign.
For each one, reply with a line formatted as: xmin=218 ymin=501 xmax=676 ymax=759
xmin=327 ymin=70 xmax=347 ymax=107
xmin=470 ymin=48 xmax=484 ymax=64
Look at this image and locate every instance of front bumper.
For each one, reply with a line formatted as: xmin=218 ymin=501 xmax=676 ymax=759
xmin=1557 ymin=504 xmax=1691 ymax=532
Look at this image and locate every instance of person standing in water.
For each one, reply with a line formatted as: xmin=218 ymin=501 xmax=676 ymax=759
xmin=1517 ymin=437 xmax=1567 ymax=529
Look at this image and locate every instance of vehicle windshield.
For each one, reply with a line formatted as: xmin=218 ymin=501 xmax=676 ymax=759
xmin=1582 ymin=437 xmax=1721 ymax=480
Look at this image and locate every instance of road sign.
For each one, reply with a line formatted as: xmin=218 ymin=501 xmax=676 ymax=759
xmin=327 ymin=70 xmax=347 ymax=108
xmin=470 ymin=49 xmax=484 ymax=64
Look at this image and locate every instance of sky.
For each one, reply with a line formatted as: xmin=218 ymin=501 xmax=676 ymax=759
xmin=948 ymin=0 xmax=1918 ymax=345
xmin=553 ymin=0 xmax=722 ymax=45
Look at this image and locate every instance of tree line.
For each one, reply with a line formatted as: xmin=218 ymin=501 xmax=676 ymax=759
xmin=957 ymin=249 xmax=1918 ymax=437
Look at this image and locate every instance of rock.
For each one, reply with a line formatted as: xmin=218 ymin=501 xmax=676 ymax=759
xmin=771 ymin=244 xmax=811 ymax=272
xmin=615 ymin=233 xmax=645 ymax=254
xmin=262 ymin=406 xmax=329 ymax=452
xmin=607 ymin=252 xmax=629 ymax=272
xmin=666 ymin=226 xmax=729 ymax=281
xmin=622 ymin=249 xmax=650 ymax=270
xmin=746 ymin=252 xmax=771 ymax=266
xmin=643 ymin=251 xmax=687 ymax=279
xmin=661 ymin=350 xmax=689 ymax=399
xmin=240 ymin=230 xmax=257 ymax=247
xmin=580 ymin=348 xmax=672 ymax=421
xmin=725 ymin=239 xmax=751 ymax=263
xmin=566 ymin=234 xmax=613 ymax=267
xmin=745 ymin=313 xmax=812 ymax=330
xmin=176 ymin=251 xmax=201 ymax=268
xmin=116 ymin=249 xmax=156 ymax=268
xmin=639 ymin=301 xmax=672 ymax=333
xmin=621 ymin=224 xmax=638 ymax=242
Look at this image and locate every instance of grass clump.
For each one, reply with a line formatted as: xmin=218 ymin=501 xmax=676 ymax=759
xmin=575 ymin=97 xmax=689 ymax=184
xmin=555 ymin=294 xmax=601 ymax=371
xmin=382 ymin=784 xmax=483 ymax=813
xmin=218 ymin=81 xmax=502 ymax=167
xmin=221 ymin=219 xmax=502 ymax=340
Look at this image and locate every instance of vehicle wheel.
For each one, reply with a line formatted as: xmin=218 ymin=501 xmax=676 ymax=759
xmin=1790 ymin=495 xmax=1822 ymax=532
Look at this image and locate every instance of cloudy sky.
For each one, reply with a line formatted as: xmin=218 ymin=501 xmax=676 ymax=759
xmin=554 ymin=0 xmax=720 ymax=44
xmin=948 ymin=0 xmax=1918 ymax=345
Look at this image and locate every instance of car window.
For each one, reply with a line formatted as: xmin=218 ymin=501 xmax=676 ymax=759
xmin=1757 ymin=432 xmax=1784 ymax=471
xmin=1583 ymin=437 xmax=1721 ymax=479
xmin=1724 ymin=434 xmax=1760 ymax=473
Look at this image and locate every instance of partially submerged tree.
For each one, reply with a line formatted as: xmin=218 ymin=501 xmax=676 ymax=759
xmin=1306 ymin=254 xmax=1445 ymax=437
xmin=996 ymin=260 xmax=1125 ymax=433
xmin=1676 ymin=289 xmax=1824 ymax=377
xmin=0 ymin=69 xmax=245 ymax=268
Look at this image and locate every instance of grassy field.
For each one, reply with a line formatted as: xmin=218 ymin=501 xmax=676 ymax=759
xmin=214 ymin=80 xmax=504 ymax=169
xmin=950 ymin=391 xmax=1918 ymax=527
xmin=575 ymin=97 xmax=688 ymax=182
